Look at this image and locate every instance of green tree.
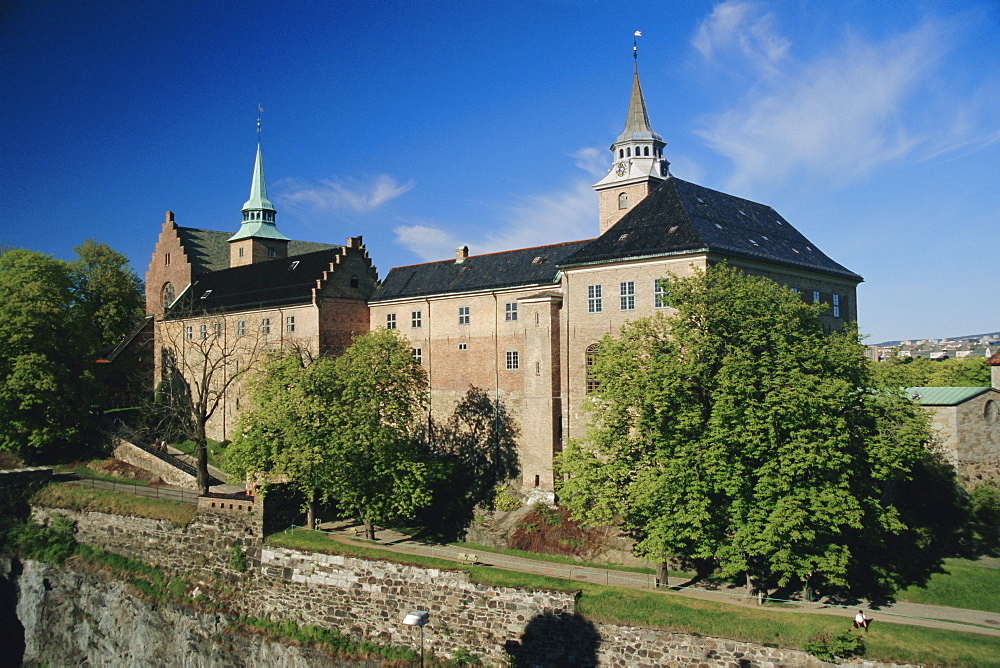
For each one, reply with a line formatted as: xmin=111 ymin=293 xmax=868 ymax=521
xmin=70 ymin=239 xmax=145 ymax=351
xmin=558 ymin=265 xmax=931 ymax=601
xmin=872 ymin=356 xmax=989 ymax=388
xmin=0 ymin=250 xmax=97 ymax=460
xmin=227 ymin=330 xmax=433 ymax=537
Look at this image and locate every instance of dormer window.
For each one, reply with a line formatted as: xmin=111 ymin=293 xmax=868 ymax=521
xmin=618 ymin=233 xmax=629 ymax=242
xmin=201 ymin=289 xmax=212 ymax=299
xmin=289 ymin=260 xmax=300 ymax=270
xmin=267 ymin=247 xmax=276 ymax=258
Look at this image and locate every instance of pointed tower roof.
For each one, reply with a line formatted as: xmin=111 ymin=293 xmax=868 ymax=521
xmin=614 ymin=70 xmax=663 ymax=145
xmin=229 ymin=141 xmax=289 ymax=242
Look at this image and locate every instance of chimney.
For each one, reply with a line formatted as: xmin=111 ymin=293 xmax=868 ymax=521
xmin=455 ymin=246 xmax=469 ymax=263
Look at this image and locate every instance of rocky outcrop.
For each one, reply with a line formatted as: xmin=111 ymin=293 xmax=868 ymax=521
xmin=1 ymin=557 xmax=377 ymax=667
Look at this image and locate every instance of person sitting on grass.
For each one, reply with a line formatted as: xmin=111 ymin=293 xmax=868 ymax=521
xmin=853 ymin=610 xmax=870 ymax=631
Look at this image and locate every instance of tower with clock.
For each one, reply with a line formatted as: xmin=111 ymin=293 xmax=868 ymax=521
xmin=592 ymin=63 xmax=670 ymax=234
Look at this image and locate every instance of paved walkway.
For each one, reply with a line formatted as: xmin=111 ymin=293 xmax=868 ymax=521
xmin=313 ymin=520 xmax=1000 ymax=639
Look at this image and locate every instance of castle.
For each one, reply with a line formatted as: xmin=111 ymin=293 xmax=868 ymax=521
xmin=146 ymin=64 xmax=862 ymax=498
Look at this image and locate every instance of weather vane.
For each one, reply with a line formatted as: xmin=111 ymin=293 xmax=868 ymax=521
xmin=256 ymin=105 xmax=263 ymax=136
xmin=633 ymin=30 xmax=642 ymax=68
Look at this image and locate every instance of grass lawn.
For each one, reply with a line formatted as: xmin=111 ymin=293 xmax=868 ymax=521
xmin=453 ymin=541 xmax=659 ymax=575
xmin=896 ymin=558 xmax=1000 ymax=613
xmin=267 ymin=529 xmax=1000 ymax=666
xmin=33 ymin=483 xmax=197 ymax=527
xmin=55 ymin=460 xmax=152 ymax=486
xmin=172 ymin=439 xmax=227 ymax=470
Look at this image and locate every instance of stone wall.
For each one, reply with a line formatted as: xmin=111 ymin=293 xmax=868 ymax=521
xmin=26 ymin=503 xmax=914 ymax=666
xmin=113 ymin=440 xmax=196 ymax=488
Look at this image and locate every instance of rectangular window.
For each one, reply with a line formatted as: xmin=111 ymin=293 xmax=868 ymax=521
xmin=412 ymin=347 xmax=422 ymax=363
xmin=587 ymin=284 xmax=602 ymax=313
xmin=267 ymin=246 xmax=276 ymax=258
xmin=411 ymin=310 xmax=422 ymax=328
xmin=199 ymin=324 xmax=207 ymax=339
xmin=261 ymin=318 xmax=271 ymax=335
xmin=458 ymin=306 xmax=470 ymax=325
xmin=813 ymin=290 xmax=821 ymax=304
xmin=790 ymin=287 xmax=799 ymax=294
xmin=620 ymin=281 xmax=635 ymax=310
xmin=164 ymin=253 xmax=171 ymax=266
xmin=505 ymin=302 xmax=518 ymax=321
xmin=237 ymin=320 xmax=246 ymax=337
xmin=185 ymin=325 xmax=192 ymax=340
xmin=286 ymin=316 xmax=295 ymax=333
xmin=833 ymin=294 xmax=841 ymax=318
xmin=386 ymin=313 xmax=396 ymax=329
xmin=213 ymin=323 xmax=221 ymax=338
xmin=654 ymin=278 xmax=670 ymax=308
xmin=535 ymin=360 xmax=540 ymax=376
xmin=238 ymin=247 xmax=244 ymax=258
xmin=458 ymin=342 xmax=468 ymax=351
xmin=506 ymin=351 xmax=519 ymax=370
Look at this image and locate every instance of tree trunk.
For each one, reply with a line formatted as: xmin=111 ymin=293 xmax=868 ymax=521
xmin=195 ymin=432 xmax=210 ymax=496
xmin=363 ymin=517 xmax=376 ymax=541
xmin=306 ymin=501 xmax=315 ymax=530
xmin=656 ymin=561 xmax=669 ymax=588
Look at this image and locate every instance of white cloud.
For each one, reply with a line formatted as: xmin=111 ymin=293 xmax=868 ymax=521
xmin=692 ymin=13 xmax=987 ymax=193
xmin=275 ymin=174 xmax=414 ymax=214
xmin=393 ymin=180 xmax=597 ymax=262
xmin=571 ymin=147 xmax=608 ymax=178
xmin=693 ymin=1 xmax=789 ymax=77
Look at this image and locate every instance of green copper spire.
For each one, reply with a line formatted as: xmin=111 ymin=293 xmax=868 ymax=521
xmin=229 ymin=139 xmax=288 ymax=242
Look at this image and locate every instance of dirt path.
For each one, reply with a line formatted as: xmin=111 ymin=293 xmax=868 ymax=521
xmin=313 ymin=521 xmax=1000 ymax=639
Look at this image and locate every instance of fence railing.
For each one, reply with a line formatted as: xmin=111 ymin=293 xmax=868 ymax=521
xmin=61 ymin=475 xmax=201 ymax=504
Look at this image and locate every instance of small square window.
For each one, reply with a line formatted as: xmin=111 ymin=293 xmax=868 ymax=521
xmin=237 ymin=320 xmax=246 ymax=337
xmin=620 ymin=281 xmax=635 ymax=311
xmin=458 ymin=342 xmax=468 ymax=351
xmin=458 ymin=306 xmax=470 ymax=325
xmin=505 ymin=302 xmax=518 ymax=321
xmin=286 ymin=316 xmax=295 ymax=333
xmin=386 ymin=313 xmax=396 ymax=330
xmin=587 ymin=285 xmax=602 ymax=313
xmin=411 ymin=311 xmax=422 ymax=328
xmin=506 ymin=351 xmax=519 ymax=370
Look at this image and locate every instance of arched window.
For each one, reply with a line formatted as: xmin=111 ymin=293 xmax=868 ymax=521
xmin=162 ymin=283 xmax=175 ymax=309
xmin=618 ymin=193 xmax=628 ymax=209
xmin=619 ymin=148 xmax=624 ymax=159
xmin=586 ymin=344 xmax=601 ymax=394
xmin=626 ymin=147 xmax=631 ymax=157
xmin=644 ymin=146 xmax=649 ymax=156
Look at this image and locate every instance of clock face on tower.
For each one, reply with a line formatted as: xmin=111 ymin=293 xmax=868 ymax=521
xmin=616 ymin=162 xmax=627 ymax=176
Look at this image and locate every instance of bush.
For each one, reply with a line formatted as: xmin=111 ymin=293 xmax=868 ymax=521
xmin=1 ymin=515 xmax=77 ymax=565
xmin=803 ymin=630 xmax=866 ymax=662
xmin=228 ymin=544 xmax=247 ymax=573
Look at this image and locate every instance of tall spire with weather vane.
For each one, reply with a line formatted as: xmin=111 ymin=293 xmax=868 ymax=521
xmin=229 ymin=107 xmax=290 ymax=267
xmin=592 ymin=32 xmax=670 ymax=234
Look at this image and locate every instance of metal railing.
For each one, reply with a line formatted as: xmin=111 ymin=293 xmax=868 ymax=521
xmin=61 ymin=475 xmax=201 ymax=504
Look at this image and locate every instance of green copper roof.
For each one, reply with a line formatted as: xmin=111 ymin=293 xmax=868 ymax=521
xmin=228 ymin=221 xmax=290 ymax=242
xmin=241 ymin=143 xmax=275 ymax=213
xmin=905 ymin=386 xmax=991 ymax=406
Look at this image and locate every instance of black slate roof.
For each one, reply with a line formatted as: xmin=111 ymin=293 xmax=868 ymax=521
xmin=371 ymin=240 xmax=590 ymax=302
xmin=166 ymin=248 xmax=342 ymax=317
xmin=561 ymin=177 xmax=862 ymax=281
xmin=177 ymin=227 xmax=337 ymax=276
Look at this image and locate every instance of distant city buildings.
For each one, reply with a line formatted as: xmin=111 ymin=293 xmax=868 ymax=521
xmin=866 ymin=334 xmax=1000 ymax=363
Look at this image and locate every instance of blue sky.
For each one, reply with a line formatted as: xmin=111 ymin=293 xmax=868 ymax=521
xmin=2 ymin=0 xmax=997 ymax=344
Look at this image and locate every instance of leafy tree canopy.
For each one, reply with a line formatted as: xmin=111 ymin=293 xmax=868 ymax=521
xmin=227 ymin=330 xmax=433 ymax=536
xmin=70 ymin=239 xmax=145 ymax=351
xmin=871 ymin=355 xmax=990 ymax=388
xmin=557 ymin=264 xmax=932 ymax=601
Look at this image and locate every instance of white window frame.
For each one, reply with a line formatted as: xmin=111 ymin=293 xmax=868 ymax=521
xmin=587 ymin=284 xmax=602 ymax=313
xmin=185 ymin=325 xmax=193 ymax=341
xmin=458 ymin=342 xmax=468 ymax=351
xmin=506 ymin=350 xmax=519 ymax=370
xmin=654 ymin=278 xmax=670 ymax=308
xmin=505 ymin=302 xmax=518 ymax=321
xmin=286 ymin=315 xmax=295 ymax=333
xmin=386 ymin=313 xmax=396 ymax=329
xmin=199 ymin=324 xmax=207 ymax=339
xmin=411 ymin=310 xmax=422 ymax=328
xmin=412 ymin=347 xmax=422 ymax=363
xmin=261 ymin=318 xmax=271 ymax=335
xmin=458 ymin=306 xmax=470 ymax=325
xmin=620 ymin=281 xmax=635 ymax=311
xmin=237 ymin=320 xmax=246 ymax=337
xmin=213 ymin=322 xmax=221 ymax=338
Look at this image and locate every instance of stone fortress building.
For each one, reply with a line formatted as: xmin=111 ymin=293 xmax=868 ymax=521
xmin=146 ymin=61 xmax=862 ymax=496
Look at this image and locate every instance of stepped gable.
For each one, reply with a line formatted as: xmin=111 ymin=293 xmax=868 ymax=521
xmin=563 ymin=176 xmax=862 ymax=281
xmin=166 ymin=247 xmax=345 ymax=316
xmin=176 ymin=227 xmax=336 ymax=276
xmin=372 ymin=240 xmax=591 ymax=301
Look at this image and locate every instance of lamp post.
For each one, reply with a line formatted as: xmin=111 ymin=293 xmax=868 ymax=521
xmin=402 ymin=609 xmax=429 ymax=667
